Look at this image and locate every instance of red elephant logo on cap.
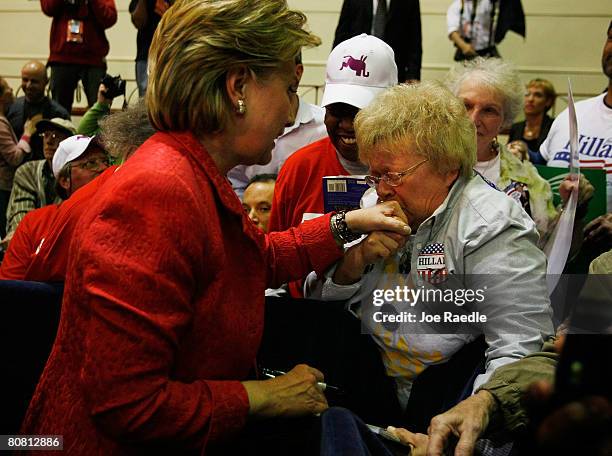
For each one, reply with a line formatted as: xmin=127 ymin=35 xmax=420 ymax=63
xmin=339 ymin=55 xmax=370 ymax=77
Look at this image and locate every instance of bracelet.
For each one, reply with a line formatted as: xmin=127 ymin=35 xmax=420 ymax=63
xmin=330 ymin=210 xmax=361 ymax=245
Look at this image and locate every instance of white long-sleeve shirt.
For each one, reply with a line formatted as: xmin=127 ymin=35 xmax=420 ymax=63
xmin=447 ymin=0 xmax=495 ymax=51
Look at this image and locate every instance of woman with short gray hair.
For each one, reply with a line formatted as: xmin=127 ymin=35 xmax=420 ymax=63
xmin=446 ymin=57 xmax=556 ymax=236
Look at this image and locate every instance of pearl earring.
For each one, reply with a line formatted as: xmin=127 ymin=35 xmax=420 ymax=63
xmin=237 ymin=99 xmax=246 ymax=115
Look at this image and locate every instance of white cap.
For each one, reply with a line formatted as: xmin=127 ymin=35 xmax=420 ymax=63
xmin=321 ymin=34 xmax=398 ymax=109
xmin=52 ymin=135 xmax=96 ymax=178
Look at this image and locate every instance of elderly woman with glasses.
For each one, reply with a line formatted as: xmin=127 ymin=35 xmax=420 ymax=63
xmin=20 ymin=0 xmax=410 ymax=453
xmin=306 ymin=81 xmax=553 ymax=414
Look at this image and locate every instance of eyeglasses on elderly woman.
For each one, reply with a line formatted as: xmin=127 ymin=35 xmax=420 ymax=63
xmin=364 ymin=158 xmax=429 ymax=188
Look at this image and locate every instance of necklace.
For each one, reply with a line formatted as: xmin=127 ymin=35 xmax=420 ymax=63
xmin=523 ymin=120 xmax=541 ymax=140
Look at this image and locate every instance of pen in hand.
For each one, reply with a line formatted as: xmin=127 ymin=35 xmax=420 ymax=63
xmin=261 ymin=368 xmax=343 ymax=393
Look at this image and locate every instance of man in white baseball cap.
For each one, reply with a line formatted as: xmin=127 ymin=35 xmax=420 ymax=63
xmin=270 ymin=34 xmax=398 ymax=231
xmin=268 ymin=34 xmax=398 ymax=297
xmin=52 ymin=135 xmax=111 ymax=199
xmin=4 ymin=117 xmax=77 ymax=243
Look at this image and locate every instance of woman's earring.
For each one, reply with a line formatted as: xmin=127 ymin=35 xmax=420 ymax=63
xmin=490 ymin=136 xmax=500 ymax=154
xmin=237 ymin=99 xmax=246 ymax=115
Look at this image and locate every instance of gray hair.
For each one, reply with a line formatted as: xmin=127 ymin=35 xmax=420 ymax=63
xmin=445 ymin=57 xmax=523 ymax=129
xmin=98 ymin=98 xmax=155 ymax=162
xmin=355 ymin=81 xmax=476 ymax=179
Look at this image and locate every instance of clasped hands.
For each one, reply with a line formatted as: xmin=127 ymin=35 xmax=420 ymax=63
xmin=335 ymin=200 xmax=411 ymax=285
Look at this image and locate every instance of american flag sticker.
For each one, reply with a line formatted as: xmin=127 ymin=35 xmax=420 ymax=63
xmin=417 ymin=243 xmax=448 ymax=284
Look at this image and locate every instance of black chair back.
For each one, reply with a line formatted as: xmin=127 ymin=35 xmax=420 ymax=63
xmin=0 ymin=280 xmax=63 ymax=433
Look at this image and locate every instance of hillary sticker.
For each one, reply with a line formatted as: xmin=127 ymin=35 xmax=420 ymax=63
xmin=503 ymin=180 xmax=532 ymax=217
xmin=417 ymin=243 xmax=448 ymax=284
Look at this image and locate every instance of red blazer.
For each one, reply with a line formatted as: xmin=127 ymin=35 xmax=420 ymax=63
xmin=23 ymin=165 xmax=119 ymax=282
xmin=21 ymin=131 xmax=342 ymax=454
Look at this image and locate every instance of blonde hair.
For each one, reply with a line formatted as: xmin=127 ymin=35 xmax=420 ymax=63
xmin=147 ymin=0 xmax=320 ymax=134
xmin=527 ymin=78 xmax=557 ymax=111
xmin=445 ymin=57 xmax=523 ymax=129
xmin=355 ymin=81 xmax=476 ymax=179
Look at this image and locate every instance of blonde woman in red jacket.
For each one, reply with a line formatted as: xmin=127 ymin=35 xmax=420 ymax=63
xmin=21 ymin=1 xmax=410 ymax=454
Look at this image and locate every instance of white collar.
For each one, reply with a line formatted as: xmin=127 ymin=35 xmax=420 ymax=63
xmin=283 ymin=97 xmax=317 ymax=136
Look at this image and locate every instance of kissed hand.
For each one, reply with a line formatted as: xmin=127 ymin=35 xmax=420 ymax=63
xmin=333 ymin=230 xmax=408 ymax=285
xmin=344 ymin=201 xmax=410 ymax=236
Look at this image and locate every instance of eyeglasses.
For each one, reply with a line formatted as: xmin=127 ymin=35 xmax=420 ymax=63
xmin=71 ymin=156 xmax=112 ymax=172
xmin=39 ymin=131 xmax=67 ymax=142
xmin=365 ymin=159 xmax=429 ymax=188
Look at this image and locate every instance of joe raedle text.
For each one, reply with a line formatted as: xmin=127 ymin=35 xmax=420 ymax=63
xmin=372 ymin=310 xmax=487 ymax=323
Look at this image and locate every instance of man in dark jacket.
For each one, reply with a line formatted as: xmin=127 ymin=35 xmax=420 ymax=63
xmin=6 ymin=61 xmax=70 ymax=159
xmin=333 ymin=0 xmax=422 ymax=82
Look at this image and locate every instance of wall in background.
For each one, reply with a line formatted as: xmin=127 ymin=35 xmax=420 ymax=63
xmin=0 ymin=0 xmax=609 ymax=114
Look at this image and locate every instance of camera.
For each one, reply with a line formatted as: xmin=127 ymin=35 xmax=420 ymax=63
xmin=100 ymin=74 xmax=126 ymax=99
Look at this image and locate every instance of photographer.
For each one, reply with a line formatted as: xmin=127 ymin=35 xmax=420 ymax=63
xmin=77 ymin=75 xmax=125 ymax=136
xmin=446 ymin=0 xmax=525 ymax=61
xmin=41 ymin=0 xmax=117 ymax=114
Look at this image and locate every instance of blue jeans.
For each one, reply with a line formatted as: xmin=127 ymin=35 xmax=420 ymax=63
xmin=135 ymin=59 xmax=148 ymax=97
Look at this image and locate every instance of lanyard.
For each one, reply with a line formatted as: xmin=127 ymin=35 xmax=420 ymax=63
xmin=459 ymin=0 xmax=497 ymax=47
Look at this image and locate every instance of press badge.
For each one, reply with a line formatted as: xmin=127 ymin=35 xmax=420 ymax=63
xmin=66 ymin=19 xmax=84 ymax=43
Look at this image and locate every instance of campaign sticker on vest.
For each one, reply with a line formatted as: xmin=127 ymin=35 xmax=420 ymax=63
xmin=503 ymin=180 xmax=532 ymax=217
xmin=417 ymin=243 xmax=448 ymax=284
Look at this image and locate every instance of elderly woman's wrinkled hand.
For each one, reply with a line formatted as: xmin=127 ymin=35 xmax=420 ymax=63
xmin=345 ymin=201 xmax=411 ymax=236
xmin=242 ymin=364 xmax=328 ymax=418
xmin=333 ymin=231 xmax=408 ymax=285
xmin=426 ymin=390 xmax=497 ymax=456
xmin=583 ymin=212 xmax=612 ymax=246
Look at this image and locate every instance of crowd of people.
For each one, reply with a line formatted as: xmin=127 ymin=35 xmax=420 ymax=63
xmin=0 ymin=0 xmax=610 ymax=455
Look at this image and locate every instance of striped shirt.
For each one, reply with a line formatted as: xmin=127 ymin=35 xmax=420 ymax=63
xmin=5 ymin=159 xmax=61 ymax=238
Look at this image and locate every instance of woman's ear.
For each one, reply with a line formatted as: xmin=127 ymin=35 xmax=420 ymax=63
xmin=444 ymin=169 xmax=460 ymax=188
xmin=225 ymin=65 xmax=251 ymax=107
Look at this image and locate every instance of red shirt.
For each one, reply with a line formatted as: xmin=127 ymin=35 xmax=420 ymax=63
xmin=268 ymin=136 xmax=349 ymax=296
xmin=21 ymin=132 xmax=342 ymax=454
xmin=23 ymin=166 xmax=118 ymax=282
xmin=0 ymin=205 xmax=59 ymax=280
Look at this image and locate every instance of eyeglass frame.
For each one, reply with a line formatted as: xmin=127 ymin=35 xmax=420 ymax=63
xmin=38 ymin=130 xmax=70 ymax=142
xmin=365 ymin=158 xmax=429 ymax=188
xmin=69 ymin=155 xmax=113 ymax=173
